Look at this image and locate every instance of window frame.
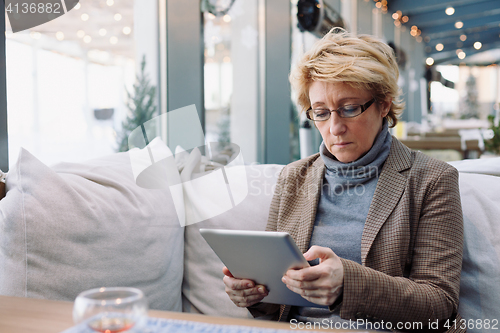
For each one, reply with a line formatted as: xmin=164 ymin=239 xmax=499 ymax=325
xmin=1 ymin=5 xmax=8 ymax=172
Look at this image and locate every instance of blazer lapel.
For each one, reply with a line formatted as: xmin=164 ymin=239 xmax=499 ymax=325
xmin=296 ymin=157 xmax=325 ymax=253
xmin=361 ymin=138 xmax=412 ymax=265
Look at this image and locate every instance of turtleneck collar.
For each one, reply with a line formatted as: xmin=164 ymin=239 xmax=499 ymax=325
xmin=319 ymin=119 xmax=392 ymax=181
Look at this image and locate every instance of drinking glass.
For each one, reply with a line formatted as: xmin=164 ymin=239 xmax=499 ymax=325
xmin=73 ymin=287 xmax=148 ymax=333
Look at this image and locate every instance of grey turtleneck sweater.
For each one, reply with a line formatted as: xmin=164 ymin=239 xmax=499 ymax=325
xmin=290 ymin=120 xmax=392 ymax=329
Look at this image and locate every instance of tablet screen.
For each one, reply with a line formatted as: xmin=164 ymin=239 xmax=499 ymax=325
xmin=200 ymin=229 xmax=326 ymax=308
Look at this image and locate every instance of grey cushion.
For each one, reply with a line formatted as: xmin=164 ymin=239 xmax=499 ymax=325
xmin=0 ymin=148 xmax=184 ymax=311
xmin=182 ymin=164 xmax=284 ymax=318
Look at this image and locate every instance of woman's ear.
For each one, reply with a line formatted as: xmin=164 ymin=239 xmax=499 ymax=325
xmin=379 ymin=98 xmax=392 ymax=118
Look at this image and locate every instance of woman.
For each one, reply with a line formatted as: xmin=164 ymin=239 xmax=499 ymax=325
xmin=223 ymin=29 xmax=464 ymax=332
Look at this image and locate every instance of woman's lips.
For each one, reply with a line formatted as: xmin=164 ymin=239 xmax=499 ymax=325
xmin=333 ymin=142 xmax=351 ymax=148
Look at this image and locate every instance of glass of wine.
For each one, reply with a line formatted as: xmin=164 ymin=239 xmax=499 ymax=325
xmin=73 ymin=287 xmax=148 ymax=333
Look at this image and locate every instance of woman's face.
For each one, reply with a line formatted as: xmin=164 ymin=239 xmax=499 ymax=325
xmin=308 ymin=81 xmax=390 ymax=163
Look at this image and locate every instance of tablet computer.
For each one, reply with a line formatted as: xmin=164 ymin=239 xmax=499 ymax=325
xmin=200 ymin=228 xmax=325 ymax=308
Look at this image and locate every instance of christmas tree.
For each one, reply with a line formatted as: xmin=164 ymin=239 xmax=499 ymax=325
xmin=116 ymin=56 xmax=157 ymax=152
xmin=460 ymin=74 xmax=480 ymax=119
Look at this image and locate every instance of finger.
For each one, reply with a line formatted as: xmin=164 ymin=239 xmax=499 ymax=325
xmin=231 ymin=293 xmax=267 ymax=307
xmin=225 ymin=285 xmax=268 ymax=308
xmin=284 ymin=284 xmax=341 ymax=302
xmin=303 ymin=245 xmax=335 ymax=262
xmin=222 ymin=266 xmax=234 ymax=278
xmin=284 ymin=266 xmax=323 ymax=282
xmin=226 ymin=285 xmax=268 ymax=298
xmin=223 ymin=275 xmax=257 ymax=290
xmin=285 ymin=284 xmax=323 ymax=297
xmin=282 ymin=275 xmax=317 ymax=289
xmin=285 ymin=284 xmax=338 ymax=297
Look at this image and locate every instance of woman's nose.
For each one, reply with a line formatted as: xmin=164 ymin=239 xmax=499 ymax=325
xmin=329 ymin=112 xmax=346 ymax=136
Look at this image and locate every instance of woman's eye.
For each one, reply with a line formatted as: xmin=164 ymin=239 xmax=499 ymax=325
xmin=314 ymin=109 xmax=330 ymax=117
xmin=343 ymin=105 xmax=359 ymax=112
xmin=341 ymin=105 xmax=360 ymax=114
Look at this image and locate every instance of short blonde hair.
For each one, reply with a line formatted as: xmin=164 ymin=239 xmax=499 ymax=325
xmin=290 ymin=28 xmax=404 ymax=127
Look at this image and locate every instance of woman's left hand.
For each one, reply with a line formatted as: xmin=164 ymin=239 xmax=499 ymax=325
xmin=282 ymin=245 xmax=344 ymax=306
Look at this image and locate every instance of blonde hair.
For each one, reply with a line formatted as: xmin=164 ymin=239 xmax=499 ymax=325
xmin=290 ymin=28 xmax=404 ymax=127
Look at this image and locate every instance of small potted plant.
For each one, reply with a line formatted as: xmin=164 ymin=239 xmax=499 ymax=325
xmin=484 ymin=114 xmax=500 ymax=156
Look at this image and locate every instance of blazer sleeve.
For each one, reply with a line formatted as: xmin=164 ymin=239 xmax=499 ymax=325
xmin=339 ymin=165 xmax=464 ymax=328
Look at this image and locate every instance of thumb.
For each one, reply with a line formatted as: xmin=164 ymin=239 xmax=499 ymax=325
xmin=222 ymin=266 xmax=234 ymax=278
xmin=303 ymin=245 xmax=335 ymax=262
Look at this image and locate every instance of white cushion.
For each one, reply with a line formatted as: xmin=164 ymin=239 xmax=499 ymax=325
xmin=182 ymin=164 xmax=284 ymax=318
xmin=0 ymin=148 xmax=184 ymax=311
xmin=449 ymin=156 xmax=500 ymax=177
xmin=449 ymin=158 xmax=500 ymax=332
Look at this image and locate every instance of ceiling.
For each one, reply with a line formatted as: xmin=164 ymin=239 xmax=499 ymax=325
xmin=6 ymin=0 xmax=499 ymax=66
xmin=388 ymin=0 xmax=500 ymax=65
xmin=5 ymin=0 xmax=135 ymax=62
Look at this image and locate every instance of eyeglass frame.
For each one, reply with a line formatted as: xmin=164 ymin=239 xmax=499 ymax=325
xmin=305 ymin=98 xmax=376 ymax=121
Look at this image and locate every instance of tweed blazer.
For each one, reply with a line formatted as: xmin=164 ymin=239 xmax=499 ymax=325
xmin=250 ymin=137 xmax=465 ymax=333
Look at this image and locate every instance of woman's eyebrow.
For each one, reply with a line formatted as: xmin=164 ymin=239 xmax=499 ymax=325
xmin=337 ymin=96 xmax=365 ymax=103
xmin=311 ymin=102 xmax=327 ymax=108
xmin=311 ymin=97 xmax=364 ymax=107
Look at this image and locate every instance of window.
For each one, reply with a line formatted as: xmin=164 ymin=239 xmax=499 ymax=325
xmin=5 ymin=0 xmax=160 ymax=168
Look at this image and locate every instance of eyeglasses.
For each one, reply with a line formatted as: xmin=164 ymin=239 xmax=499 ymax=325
xmin=306 ymin=98 xmax=376 ymax=121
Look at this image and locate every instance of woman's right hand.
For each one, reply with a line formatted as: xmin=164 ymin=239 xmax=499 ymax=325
xmin=222 ymin=266 xmax=268 ymax=307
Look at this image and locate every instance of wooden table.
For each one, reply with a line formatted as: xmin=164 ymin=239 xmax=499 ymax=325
xmin=0 ymin=295 xmax=348 ymax=333
xmin=400 ymin=136 xmax=482 ymax=158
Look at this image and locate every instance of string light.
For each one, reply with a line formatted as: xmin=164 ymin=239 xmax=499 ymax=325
xmin=445 ymin=7 xmax=455 ymax=15
xmin=436 ymin=43 xmax=444 ymax=51
xmin=30 ymin=31 xmax=41 ymax=39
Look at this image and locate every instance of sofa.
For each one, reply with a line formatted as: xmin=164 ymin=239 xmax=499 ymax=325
xmin=0 ymin=140 xmax=499 ymax=332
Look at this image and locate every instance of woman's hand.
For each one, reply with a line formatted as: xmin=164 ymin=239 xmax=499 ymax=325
xmin=222 ymin=266 xmax=268 ymax=307
xmin=282 ymin=245 xmax=344 ymax=306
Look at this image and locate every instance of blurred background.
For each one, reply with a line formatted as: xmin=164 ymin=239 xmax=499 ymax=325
xmin=1 ymin=0 xmax=500 ymax=170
